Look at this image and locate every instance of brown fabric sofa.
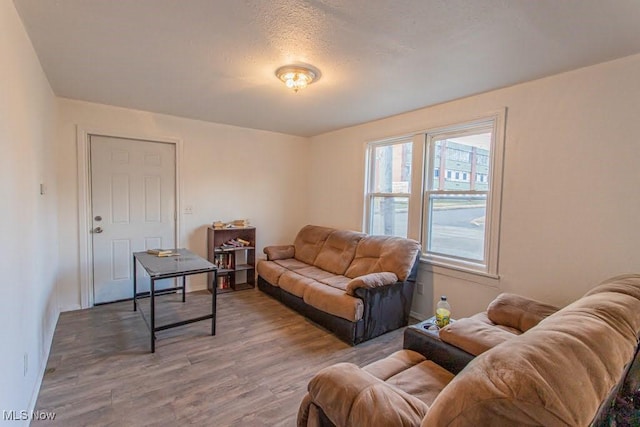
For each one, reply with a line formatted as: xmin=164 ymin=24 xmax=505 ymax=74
xmin=298 ymin=274 xmax=640 ymax=426
xmin=439 ymin=292 xmax=560 ymax=358
xmin=257 ymin=225 xmax=421 ymax=345
xmin=403 ymin=292 xmax=561 ymax=375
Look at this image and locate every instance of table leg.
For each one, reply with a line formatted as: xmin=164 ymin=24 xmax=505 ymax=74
xmin=212 ymin=269 xmax=217 ymax=336
xmin=150 ymin=278 xmax=155 ymax=353
xmin=182 ymin=276 xmax=186 ymax=303
xmin=133 ymin=256 xmax=137 ymax=312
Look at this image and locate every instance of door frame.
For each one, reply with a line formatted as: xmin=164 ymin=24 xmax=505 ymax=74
xmin=77 ymin=126 xmax=183 ymax=308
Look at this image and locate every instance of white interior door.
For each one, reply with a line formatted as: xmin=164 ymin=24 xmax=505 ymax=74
xmin=90 ymin=135 xmax=176 ymax=304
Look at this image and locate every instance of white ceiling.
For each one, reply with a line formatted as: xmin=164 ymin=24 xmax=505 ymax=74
xmin=13 ymin=0 xmax=640 ymax=137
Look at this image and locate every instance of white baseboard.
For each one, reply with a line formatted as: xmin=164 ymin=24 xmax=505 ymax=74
xmin=410 ymin=310 xmax=429 ymax=321
xmin=187 ymin=282 xmax=208 ymax=293
xmin=26 ymin=307 xmax=60 ymax=423
xmin=59 ymin=303 xmax=82 ymax=312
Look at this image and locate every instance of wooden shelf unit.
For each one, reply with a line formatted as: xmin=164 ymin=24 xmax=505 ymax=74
xmin=207 ymin=226 xmax=256 ymax=293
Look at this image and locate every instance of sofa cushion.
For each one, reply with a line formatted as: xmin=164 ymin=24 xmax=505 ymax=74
xmin=439 ymin=317 xmax=517 ymax=356
xmin=307 ymin=362 xmax=429 ymax=427
xmin=313 ymin=229 xmax=365 ymax=275
xmin=424 ymin=276 xmax=640 ymax=427
xmin=279 ymin=271 xmax=316 ymax=298
xmin=273 ymin=258 xmax=309 ymax=270
xmin=387 ymin=360 xmax=455 ymax=406
xmin=346 ymin=350 xmax=454 ymax=411
xmin=345 ymin=272 xmax=398 ymax=296
xmin=363 ymin=350 xmax=454 ymax=406
xmin=295 ymin=266 xmax=338 ymax=282
xmin=303 ymin=281 xmax=364 ymax=322
xmin=487 ymin=292 xmax=559 ymax=332
xmin=256 ymin=260 xmax=287 ymax=286
xmin=363 ymin=350 xmax=427 ymax=380
xmin=293 ymin=225 xmax=334 ymax=265
xmin=585 ymin=273 xmax=640 ymax=300
xmin=345 ymin=235 xmax=420 ymax=281
xmin=318 ymin=275 xmax=351 ymax=292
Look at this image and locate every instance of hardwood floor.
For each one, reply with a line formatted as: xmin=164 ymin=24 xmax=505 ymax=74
xmin=34 ymin=289 xmax=410 ymax=426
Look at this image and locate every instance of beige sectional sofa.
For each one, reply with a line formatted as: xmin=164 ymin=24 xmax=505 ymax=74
xmin=402 ymin=292 xmax=561 ymax=375
xmin=437 ymin=292 xmax=560 ymax=357
xmin=257 ymin=225 xmax=421 ymax=345
xmin=298 ymin=274 xmax=640 ymax=426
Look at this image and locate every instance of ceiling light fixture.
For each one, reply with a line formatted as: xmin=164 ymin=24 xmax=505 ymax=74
xmin=275 ymin=64 xmax=320 ymax=93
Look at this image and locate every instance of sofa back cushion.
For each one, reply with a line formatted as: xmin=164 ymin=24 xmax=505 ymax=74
xmin=293 ymin=225 xmax=334 ymax=265
xmin=423 ymin=275 xmax=640 ymax=427
xmin=314 ymin=229 xmax=365 ymax=275
xmin=344 ymin=235 xmax=420 ymax=281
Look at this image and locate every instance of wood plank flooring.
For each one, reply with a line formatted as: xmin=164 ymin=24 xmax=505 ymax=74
xmin=34 ymin=289 xmax=411 ymax=426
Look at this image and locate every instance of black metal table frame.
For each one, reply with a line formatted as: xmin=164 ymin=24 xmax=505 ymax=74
xmin=133 ymin=253 xmax=217 ymax=353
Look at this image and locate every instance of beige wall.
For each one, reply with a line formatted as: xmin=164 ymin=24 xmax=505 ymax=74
xmin=1 ymin=0 xmax=59 ymax=416
xmin=308 ymin=53 xmax=640 ymax=319
xmin=56 ymin=99 xmax=310 ymax=310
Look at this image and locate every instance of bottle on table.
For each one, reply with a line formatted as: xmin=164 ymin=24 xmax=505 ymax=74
xmin=436 ymin=296 xmax=451 ymax=328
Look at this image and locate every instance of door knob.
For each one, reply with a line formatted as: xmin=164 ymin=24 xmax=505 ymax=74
xmin=93 ymin=226 xmax=103 ymax=234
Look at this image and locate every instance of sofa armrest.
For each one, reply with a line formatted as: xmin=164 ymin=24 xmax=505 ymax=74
xmin=438 ymin=317 xmax=517 ymax=356
xmin=487 ymin=293 xmax=559 ymax=332
xmin=345 ymin=272 xmax=398 ymax=296
xmin=352 ymin=280 xmax=414 ymax=344
xmin=307 ymin=362 xmax=428 ymax=427
xmin=263 ymin=245 xmax=294 ymax=261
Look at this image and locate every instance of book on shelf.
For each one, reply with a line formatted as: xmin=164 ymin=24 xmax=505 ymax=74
xmin=146 ymin=249 xmax=177 ymax=257
xmin=219 ymin=238 xmax=251 ymax=249
xmin=217 ymin=275 xmax=231 ymax=290
xmin=213 ymin=253 xmax=233 ymax=269
xmin=211 ymin=219 xmax=250 ymax=229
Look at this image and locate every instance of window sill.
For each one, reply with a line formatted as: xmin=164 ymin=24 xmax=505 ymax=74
xmin=419 ymin=257 xmax=500 ymax=288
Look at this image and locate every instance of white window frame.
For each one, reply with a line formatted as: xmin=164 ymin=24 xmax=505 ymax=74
xmin=422 ymin=111 xmax=506 ymax=277
xmin=364 ymin=137 xmax=413 ymax=238
xmin=363 ymin=109 xmax=505 ymax=278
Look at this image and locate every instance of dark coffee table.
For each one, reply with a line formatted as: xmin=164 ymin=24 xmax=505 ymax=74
xmin=133 ymin=248 xmax=217 ymax=352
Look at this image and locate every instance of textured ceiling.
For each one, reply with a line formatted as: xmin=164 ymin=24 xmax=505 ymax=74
xmin=13 ymin=0 xmax=640 ymax=137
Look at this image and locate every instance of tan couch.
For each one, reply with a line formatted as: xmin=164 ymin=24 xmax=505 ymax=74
xmin=437 ymin=292 xmax=560 ymax=357
xmin=401 ymin=293 xmax=561 ymax=376
xmin=257 ymin=225 xmax=421 ymax=345
xmin=298 ymin=274 xmax=640 ymax=426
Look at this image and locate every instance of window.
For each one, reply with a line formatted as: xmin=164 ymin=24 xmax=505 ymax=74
xmin=423 ymin=114 xmax=505 ymax=275
xmin=365 ymin=139 xmax=412 ymax=237
xmin=476 ymin=153 xmax=489 ymax=166
xmin=447 ymin=147 xmax=471 ymax=163
xmin=364 ymin=110 xmax=505 ymax=276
